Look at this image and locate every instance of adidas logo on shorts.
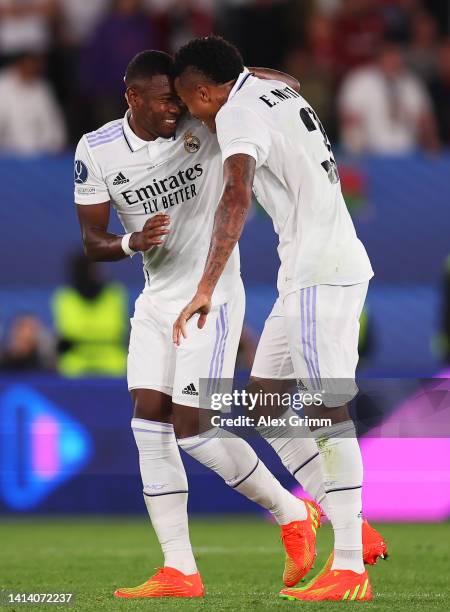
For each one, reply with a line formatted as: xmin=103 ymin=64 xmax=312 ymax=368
xmin=182 ymin=383 xmax=199 ymax=396
xmin=113 ymin=172 xmax=129 ymax=185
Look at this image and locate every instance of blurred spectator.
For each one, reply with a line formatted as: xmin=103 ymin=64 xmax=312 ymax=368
xmin=55 ymin=0 xmax=110 ymax=48
xmin=0 ymin=52 xmax=67 ymax=155
xmin=407 ymin=10 xmax=439 ymax=83
xmin=429 ymin=40 xmax=450 ymax=145
xmin=283 ymin=46 xmax=335 ymax=137
xmin=339 ymin=42 xmax=439 ymax=154
xmin=51 ymin=1 xmax=111 ymax=143
xmin=78 ymin=0 xmax=159 ymax=128
xmin=0 ymin=0 xmax=56 ymax=60
xmin=305 ymin=10 xmax=338 ymax=80
xmin=334 ymin=0 xmax=386 ymax=75
xmin=0 ymin=314 xmax=55 ymax=372
xmin=52 ymin=254 xmax=128 ymax=378
xmin=149 ymin=0 xmax=213 ymax=54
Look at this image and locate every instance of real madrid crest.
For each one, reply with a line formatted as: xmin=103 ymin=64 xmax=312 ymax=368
xmin=183 ymin=130 xmax=201 ymax=153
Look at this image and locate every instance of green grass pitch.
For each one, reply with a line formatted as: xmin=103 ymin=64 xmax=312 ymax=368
xmin=1 ymin=518 xmax=449 ymax=611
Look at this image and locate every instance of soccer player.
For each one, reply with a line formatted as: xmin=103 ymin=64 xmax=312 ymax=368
xmin=173 ymin=36 xmax=383 ymax=601
xmin=74 ymin=50 xmax=321 ymax=599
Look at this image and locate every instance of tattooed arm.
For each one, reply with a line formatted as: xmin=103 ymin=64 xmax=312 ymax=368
xmin=199 ymin=153 xmax=255 ymax=295
xmin=173 ymin=153 xmax=255 ymax=344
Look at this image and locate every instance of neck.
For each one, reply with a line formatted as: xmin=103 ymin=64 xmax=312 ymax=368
xmin=220 ymin=78 xmax=237 ymax=102
xmin=128 ymin=111 xmax=158 ymax=142
xmin=212 ymin=80 xmax=237 ymax=117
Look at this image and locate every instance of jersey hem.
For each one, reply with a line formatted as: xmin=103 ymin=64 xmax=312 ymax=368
xmin=249 ymin=371 xmax=295 ymax=380
xmin=281 ymin=273 xmax=374 ymax=299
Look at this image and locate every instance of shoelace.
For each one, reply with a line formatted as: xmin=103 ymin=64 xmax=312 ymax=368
xmin=281 ymin=524 xmax=307 ymax=556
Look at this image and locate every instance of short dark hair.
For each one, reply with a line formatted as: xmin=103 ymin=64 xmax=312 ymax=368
xmin=124 ymin=50 xmax=174 ymax=86
xmin=174 ymin=36 xmax=244 ymax=84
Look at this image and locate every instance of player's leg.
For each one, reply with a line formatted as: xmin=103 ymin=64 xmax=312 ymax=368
xmin=172 ymin=284 xmax=319 ymax=583
xmin=250 ymin=303 xmax=330 ymax=515
xmin=115 ymin=294 xmax=202 ymax=598
xmin=284 ymin=284 xmax=368 ymax=575
xmin=251 ymin=290 xmax=385 ymax=590
xmin=174 ymin=404 xmax=307 ymax=526
xmin=130 ymin=389 xmax=196 ymax=576
xmin=172 ymin=282 xmax=306 ymax=524
xmin=171 ymin=285 xmax=308 ymax=518
xmin=175 ymin=402 xmax=323 ymax=585
xmin=279 ymin=283 xmax=375 ymax=602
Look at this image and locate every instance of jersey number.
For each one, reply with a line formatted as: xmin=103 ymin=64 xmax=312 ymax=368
xmin=299 ymin=107 xmax=340 ymax=185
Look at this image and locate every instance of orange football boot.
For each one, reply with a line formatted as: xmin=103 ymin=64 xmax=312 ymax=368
xmin=114 ymin=567 xmax=204 ymax=598
xmin=280 ymin=567 xmax=372 ymax=602
xmin=363 ymin=520 xmax=388 ymax=564
xmin=309 ymin=519 xmax=388 ymax=582
xmin=281 ymin=499 xmax=322 ymax=587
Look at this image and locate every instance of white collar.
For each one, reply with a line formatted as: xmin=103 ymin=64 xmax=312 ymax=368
xmin=122 ymin=111 xmax=148 ymax=152
xmin=122 ymin=110 xmax=176 ymax=152
xmin=227 ymin=68 xmax=252 ymax=102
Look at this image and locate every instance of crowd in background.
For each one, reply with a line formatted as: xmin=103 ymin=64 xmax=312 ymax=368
xmin=0 ymin=0 xmax=449 ymax=154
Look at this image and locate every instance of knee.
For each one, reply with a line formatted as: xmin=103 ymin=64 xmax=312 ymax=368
xmin=172 ymin=406 xmax=198 ymax=439
xmin=131 ymin=389 xmax=172 ymax=423
xmin=173 ymin=405 xmax=214 ymax=439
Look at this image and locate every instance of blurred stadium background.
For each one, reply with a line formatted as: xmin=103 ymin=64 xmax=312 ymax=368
xmin=0 ymin=2 xmax=450 ymax=605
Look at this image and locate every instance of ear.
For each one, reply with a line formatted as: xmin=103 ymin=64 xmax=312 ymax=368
xmin=198 ymin=84 xmax=211 ymax=103
xmin=126 ymin=87 xmax=139 ymax=108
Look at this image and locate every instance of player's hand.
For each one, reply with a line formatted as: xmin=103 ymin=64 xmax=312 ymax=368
xmin=129 ymin=214 xmax=170 ymax=251
xmin=172 ymin=292 xmax=212 ymax=346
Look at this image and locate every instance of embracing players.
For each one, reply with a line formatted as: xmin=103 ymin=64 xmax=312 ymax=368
xmin=74 ymin=50 xmax=325 ymax=599
xmin=173 ymin=36 xmax=385 ymax=602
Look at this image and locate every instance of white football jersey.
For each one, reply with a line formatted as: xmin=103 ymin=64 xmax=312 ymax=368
xmin=216 ymin=71 xmax=374 ymax=299
xmin=74 ymin=112 xmax=241 ymax=312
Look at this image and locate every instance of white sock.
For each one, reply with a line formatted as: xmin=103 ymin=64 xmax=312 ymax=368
xmin=132 ymin=418 xmax=197 ymax=575
xmin=312 ymin=420 xmax=364 ymax=573
xmin=178 ymin=428 xmax=307 ymax=524
xmin=257 ymin=408 xmax=331 ymax=517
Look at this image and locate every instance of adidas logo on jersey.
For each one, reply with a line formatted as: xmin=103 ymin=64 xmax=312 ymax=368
xmin=113 ymin=172 xmax=129 ymax=185
xmin=182 ymin=383 xmax=199 ymax=396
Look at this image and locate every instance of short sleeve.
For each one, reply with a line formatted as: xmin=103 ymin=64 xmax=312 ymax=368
xmin=74 ymin=136 xmax=110 ymax=205
xmin=216 ymin=104 xmax=270 ymax=168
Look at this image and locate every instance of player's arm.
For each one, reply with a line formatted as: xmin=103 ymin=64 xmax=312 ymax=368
xmin=172 ymin=153 xmax=255 ymax=344
xmin=77 ymin=203 xmax=170 ymax=262
xmin=74 ymin=136 xmax=170 ymax=261
xmin=199 ymin=153 xmax=255 ymax=294
xmin=249 ymin=67 xmax=300 ymax=93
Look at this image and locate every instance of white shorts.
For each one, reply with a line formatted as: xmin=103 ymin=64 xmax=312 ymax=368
xmin=251 ymin=283 xmax=369 ymax=407
xmin=127 ymin=282 xmax=245 ymax=408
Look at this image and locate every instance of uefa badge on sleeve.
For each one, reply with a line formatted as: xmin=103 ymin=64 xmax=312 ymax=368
xmin=183 ymin=131 xmax=201 ymax=153
xmin=74 ymin=160 xmax=88 ymax=184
